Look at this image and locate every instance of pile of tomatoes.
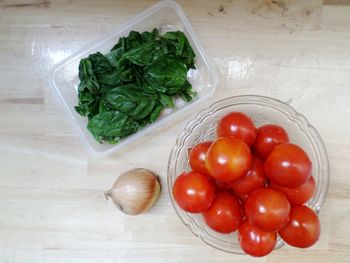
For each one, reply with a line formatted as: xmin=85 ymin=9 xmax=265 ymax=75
xmin=172 ymin=112 xmax=320 ymax=257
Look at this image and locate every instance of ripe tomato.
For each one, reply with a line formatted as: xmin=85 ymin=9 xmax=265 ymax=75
xmin=279 ymin=205 xmax=320 ymax=248
xmin=244 ymin=188 xmax=291 ymax=232
xmin=264 ymin=143 xmax=312 ymax=188
xmin=230 ymin=157 xmax=266 ymax=195
xmin=217 ymin=112 xmax=257 ymax=146
xmin=234 ymin=191 xmax=249 ymax=202
xmin=215 ymin=180 xmax=233 ymax=192
xmin=252 ymin=124 xmax=289 ymax=160
xmin=238 ymin=220 xmax=277 ymax=257
xmin=173 ymin=172 xmax=215 ymax=213
xmin=203 ymin=192 xmax=243 ymax=234
xmin=205 ymin=137 xmax=252 ymax=182
xmin=271 ymin=176 xmax=316 ymax=205
xmin=189 ymin=141 xmax=212 ymax=176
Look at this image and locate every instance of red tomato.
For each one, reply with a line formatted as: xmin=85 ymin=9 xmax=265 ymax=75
xmin=234 ymin=191 xmax=249 ymax=202
xmin=238 ymin=220 xmax=277 ymax=257
xmin=189 ymin=141 xmax=212 ymax=176
xmin=205 ymin=137 xmax=252 ymax=182
xmin=279 ymin=205 xmax=320 ymax=248
xmin=244 ymin=188 xmax=291 ymax=232
xmin=264 ymin=143 xmax=312 ymax=188
xmin=173 ymin=172 xmax=215 ymax=213
xmin=215 ymin=180 xmax=233 ymax=192
xmin=252 ymin=124 xmax=289 ymax=160
xmin=217 ymin=112 xmax=257 ymax=146
xmin=271 ymin=176 xmax=316 ymax=205
xmin=230 ymin=157 xmax=266 ymax=195
xmin=203 ymin=192 xmax=243 ymax=234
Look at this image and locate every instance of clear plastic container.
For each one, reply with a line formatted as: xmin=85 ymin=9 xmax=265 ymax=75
xmin=49 ymin=0 xmax=218 ymax=157
xmin=167 ymin=95 xmax=329 ymax=254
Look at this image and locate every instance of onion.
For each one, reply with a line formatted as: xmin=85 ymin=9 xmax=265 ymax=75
xmin=105 ymin=168 xmax=161 ymax=215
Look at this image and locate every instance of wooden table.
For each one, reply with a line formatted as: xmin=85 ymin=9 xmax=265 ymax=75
xmin=1 ymin=0 xmax=350 ymax=262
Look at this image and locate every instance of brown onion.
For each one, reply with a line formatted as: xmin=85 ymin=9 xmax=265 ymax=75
xmin=105 ymin=168 xmax=161 ymax=215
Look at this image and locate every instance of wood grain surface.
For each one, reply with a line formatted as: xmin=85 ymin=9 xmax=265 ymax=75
xmin=0 ymin=0 xmax=350 ymax=262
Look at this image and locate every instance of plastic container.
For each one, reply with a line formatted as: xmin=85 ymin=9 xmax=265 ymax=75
xmin=167 ymin=95 xmax=330 ymax=254
xmin=49 ymin=0 xmax=218 ymax=157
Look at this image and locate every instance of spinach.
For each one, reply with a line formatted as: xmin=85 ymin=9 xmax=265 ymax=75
xmin=75 ymin=28 xmax=197 ymax=144
xmin=123 ymin=41 xmax=157 ymax=66
xmin=144 ymin=58 xmax=187 ymax=92
xmin=87 ymin=111 xmax=140 ymax=144
xmin=77 ymin=58 xmax=100 ymax=94
xmin=161 ymin=31 xmax=196 ymax=69
xmin=102 ymin=84 xmax=158 ymax=120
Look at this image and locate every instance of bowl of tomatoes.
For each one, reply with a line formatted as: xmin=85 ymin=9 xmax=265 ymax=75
xmin=167 ymin=95 xmax=329 ymax=256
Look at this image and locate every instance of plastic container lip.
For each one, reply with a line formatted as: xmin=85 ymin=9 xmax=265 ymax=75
xmin=48 ymin=0 xmax=219 ymax=157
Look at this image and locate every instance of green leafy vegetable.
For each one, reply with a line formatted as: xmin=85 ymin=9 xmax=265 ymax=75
xmin=102 ymin=84 xmax=158 ymax=120
xmin=88 ymin=111 xmax=140 ymax=144
xmin=144 ymin=58 xmax=187 ymax=92
xmin=75 ymin=28 xmax=197 ymax=144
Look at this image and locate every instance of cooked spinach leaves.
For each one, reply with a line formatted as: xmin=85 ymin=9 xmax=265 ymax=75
xmin=75 ymin=28 xmax=197 ymax=144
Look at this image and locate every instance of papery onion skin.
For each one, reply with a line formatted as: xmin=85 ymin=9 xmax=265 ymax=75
xmin=105 ymin=168 xmax=161 ymax=215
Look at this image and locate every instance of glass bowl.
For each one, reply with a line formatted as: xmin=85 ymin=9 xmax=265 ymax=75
xmin=167 ymin=95 xmax=329 ymax=254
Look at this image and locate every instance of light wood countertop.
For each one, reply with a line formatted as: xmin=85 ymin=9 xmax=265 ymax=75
xmin=1 ymin=0 xmax=350 ymax=262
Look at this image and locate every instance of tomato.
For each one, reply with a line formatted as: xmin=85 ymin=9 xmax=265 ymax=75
xmin=252 ymin=124 xmax=289 ymax=160
xmin=173 ymin=172 xmax=215 ymax=213
xmin=234 ymin=191 xmax=249 ymax=202
xmin=205 ymin=137 xmax=252 ymax=182
xmin=215 ymin=180 xmax=233 ymax=192
xmin=271 ymin=176 xmax=316 ymax=205
xmin=217 ymin=112 xmax=257 ymax=146
xmin=230 ymin=157 xmax=266 ymax=195
xmin=279 ymin=205 xmax=320 ymax=248
xmin=264 ymin=143 xmax=312 ymax=188
xmin=203 ymin=192 xmax=243 ymax=234
xmin=189 ymin=141 xmax=212 ymax=176
xmin=244 ymin=188 xmax=290 ymax=232
xmin=238 ymin=220 xmax=277 ymax=257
